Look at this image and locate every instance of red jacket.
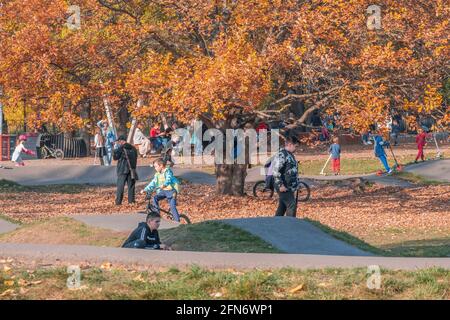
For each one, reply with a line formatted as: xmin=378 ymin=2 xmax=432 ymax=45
xmin=416 ymin=132 xmax=428 ymax=147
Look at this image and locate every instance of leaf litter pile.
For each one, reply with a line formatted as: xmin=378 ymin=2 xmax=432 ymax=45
xmin=0 ymin=182 xmax=449 ymax=245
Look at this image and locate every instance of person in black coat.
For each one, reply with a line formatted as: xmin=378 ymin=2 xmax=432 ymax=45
xmin=122 ymin=212 xmax=170 ymax=250
xmin=113 ymin=135 xmax=138 ymax=205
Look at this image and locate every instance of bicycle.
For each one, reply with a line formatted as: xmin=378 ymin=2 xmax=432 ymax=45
xmin=41 ymin=143 xmax=64 ymax=160
xmin=144 ymin=192 xmax=191 ymax=224
xmin=253 ymin=177 xmax=311 ymax=202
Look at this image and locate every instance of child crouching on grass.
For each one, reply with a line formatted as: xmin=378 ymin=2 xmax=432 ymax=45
xmin=11 ymin=135 xmax=36 ymax=167
xmin=329 ymin=137 xmax=341 ymax=175
xmin=140 ymin=158 xmax=181 ymax=222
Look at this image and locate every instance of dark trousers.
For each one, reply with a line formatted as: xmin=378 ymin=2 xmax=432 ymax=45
xmin=275 ymin=191 xmax=297 ymax=217
xmin=116 ymin=173 xmax=136 ymax=205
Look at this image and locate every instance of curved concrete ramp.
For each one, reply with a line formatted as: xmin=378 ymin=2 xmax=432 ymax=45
xmin=0 ymin=219 xmax=19 ymax=234
xmin=404 ymin=159 xmax=450 ymax=183
xmin=221 ymin=217 xmax=372 ymax=256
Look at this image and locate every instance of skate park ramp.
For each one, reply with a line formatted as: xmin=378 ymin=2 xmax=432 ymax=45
xmin=403 ymin=159 xmax=450 ymax=183
xmin=221 ymin=217 xmax=372 ymax=256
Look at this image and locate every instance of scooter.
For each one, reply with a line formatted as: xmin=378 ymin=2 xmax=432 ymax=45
xmin=320 ymin=154 xmax=332 ymax=176
xmin=433 ymin=133 xmax=443 ymax=159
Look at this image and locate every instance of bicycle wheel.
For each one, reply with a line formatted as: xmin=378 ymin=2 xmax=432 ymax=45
xmin=296 ymin=181 xmax=311 ymax=202
xmin=41 ymin=147 xmax=49 ymax=159
xmin=54 ymin=149 xmax=64 ymax=160
xmin=253 ymin=180 xmax=274 ymax=199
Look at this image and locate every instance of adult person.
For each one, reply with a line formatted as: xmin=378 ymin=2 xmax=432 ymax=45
xmin=272 ymin=135 xmax=301 ymax=217
xmin=113 ymin=135 xmax=138 ymax=205
xmin=133 ymin=123 xmax=151 ymax=157
xmin=97 ymin=119 xmax=115 ymax=166
xmin=390 ymin=120 xmax=401 ymax=146
xmin=94 ymin=128 xmax=106 ymax=166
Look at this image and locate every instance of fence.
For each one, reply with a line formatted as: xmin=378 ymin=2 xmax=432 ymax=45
xmin=37 ymin=133 xmax=88 ymax=159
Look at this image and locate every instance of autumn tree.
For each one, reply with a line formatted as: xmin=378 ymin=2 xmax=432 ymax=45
xmin=1 ymin=0 xmax=448 ymax=195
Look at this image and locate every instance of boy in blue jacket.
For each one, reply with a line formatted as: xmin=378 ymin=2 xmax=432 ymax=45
xmin=373 ymin=133 xmax=392 ymax=174
xmin=140 ymin=158 xmax=181 ymax=222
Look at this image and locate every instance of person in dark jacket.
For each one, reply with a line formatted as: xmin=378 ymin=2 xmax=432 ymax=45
xmin=113 ymin=135 xmax=138 ymax=205
xmin=122 ymin=212 xmax=170 ymax=250
xmin=272 ymin=135 xmax=300 ymax=217
xmin=390 ymin=120 xmax=401 ymax=146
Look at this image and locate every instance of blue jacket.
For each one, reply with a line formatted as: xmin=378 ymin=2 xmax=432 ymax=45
xmin=144 ymin=168 xmax=180 ymax=193
xmin=329 ymin=143 xmax=341 ymax=159
xmin=373 ymin=135 xmax=389 ymax=157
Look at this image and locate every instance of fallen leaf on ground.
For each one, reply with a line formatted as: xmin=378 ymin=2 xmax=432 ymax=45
xmin=18 ymin=279 xmax=29 ymax=287
xmin=289 ymin=284 xmax=305 ymax=293
xmin=19 ymin=288 xmax=28 ymax=295
xmin=210 ymin=292 xmax=223 ymax=298
xmin=100 ymin=262 xmax=112 ymax=270
xmin=4 ymin=280 xmax=14 ymax=286
xmin=0 ymin=289 xmax=15 ymax=297
xmin=133 ymin=274 xmax=145 ymax=282
xmin=3 ymin=265 xmax=11 ymax=272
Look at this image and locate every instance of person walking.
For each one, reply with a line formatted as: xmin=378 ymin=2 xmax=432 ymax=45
xmin=415 ymin=128 xmax=429 ymax=163
xmin=94 ymin=128 xmax=107 ymax=166
xmin=329 ymin=137 xmax=341 ymax=175
xmin=272 ymin=136 xmax=301 ymax=217
xmin=113 ymin=135 xmax=138 ymax=205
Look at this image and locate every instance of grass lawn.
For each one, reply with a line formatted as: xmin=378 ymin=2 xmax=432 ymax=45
xmin=299 ymin=153 xmax=445 ymax=175
xmin=0 ymin=217 xmax=128 ymax=247
xmin=0 ymin=264 xmax=448 ymax=300
xmin=0 ymin=218 xmax=280 ymax=253
xmin=394 ymin=172 xmax=449 ymax=186
xmin=160 ymin=221 xmax=281 ymax=253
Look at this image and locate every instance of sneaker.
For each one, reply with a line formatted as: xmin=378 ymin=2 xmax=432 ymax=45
xmin=387 ymin=169 xmax=393 ymax=175
xmin=367 ymin=141 xmax=373 ymax=145
xmin=150 ymin=150 xmax=156 ymax=154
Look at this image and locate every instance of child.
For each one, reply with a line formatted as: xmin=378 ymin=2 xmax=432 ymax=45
xmin=11 ymin=135 xmax=35 ymax=166
xmin=415 ymin=128 xmax=428 ymax=163
xmin=140 ymin=158 xmax=181 ymax=222
xmin=329 ymin=137 xmax=341 ymax=175
xmin=122 ymin=212 xmax=171 ymax=250
xmin=373 ymin=133 xmax=392 ymax=174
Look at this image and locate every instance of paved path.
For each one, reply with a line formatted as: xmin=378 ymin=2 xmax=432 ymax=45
xmin=2 ymin=160 xmax=447 ymax=186
xmin=222 ymin=217 xmax=372 ymax=256
xmin=403 ymin=159 xmax=450 ymax=183
xmin=0 ymin=243 xmax=448 ymax=270
xmin=0 ymin=219 xmax=19 ymax=234
xmin=72 ymin=214 xmax=179 ymax=232
xmin=0 ymin=165 xmax=215 ymax=186
xmin=69 ymin=215 xmax=372 ymax=256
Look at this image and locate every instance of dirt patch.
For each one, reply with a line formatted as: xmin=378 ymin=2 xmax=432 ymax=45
xmin=0 ymin=217 xmax=127 ymax=247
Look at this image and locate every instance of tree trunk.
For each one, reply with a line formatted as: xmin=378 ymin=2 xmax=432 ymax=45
xmin=117 ymin=97 xmax=130 ymax=137
xmin=216 ymin=164 xmax=248 ymax=196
